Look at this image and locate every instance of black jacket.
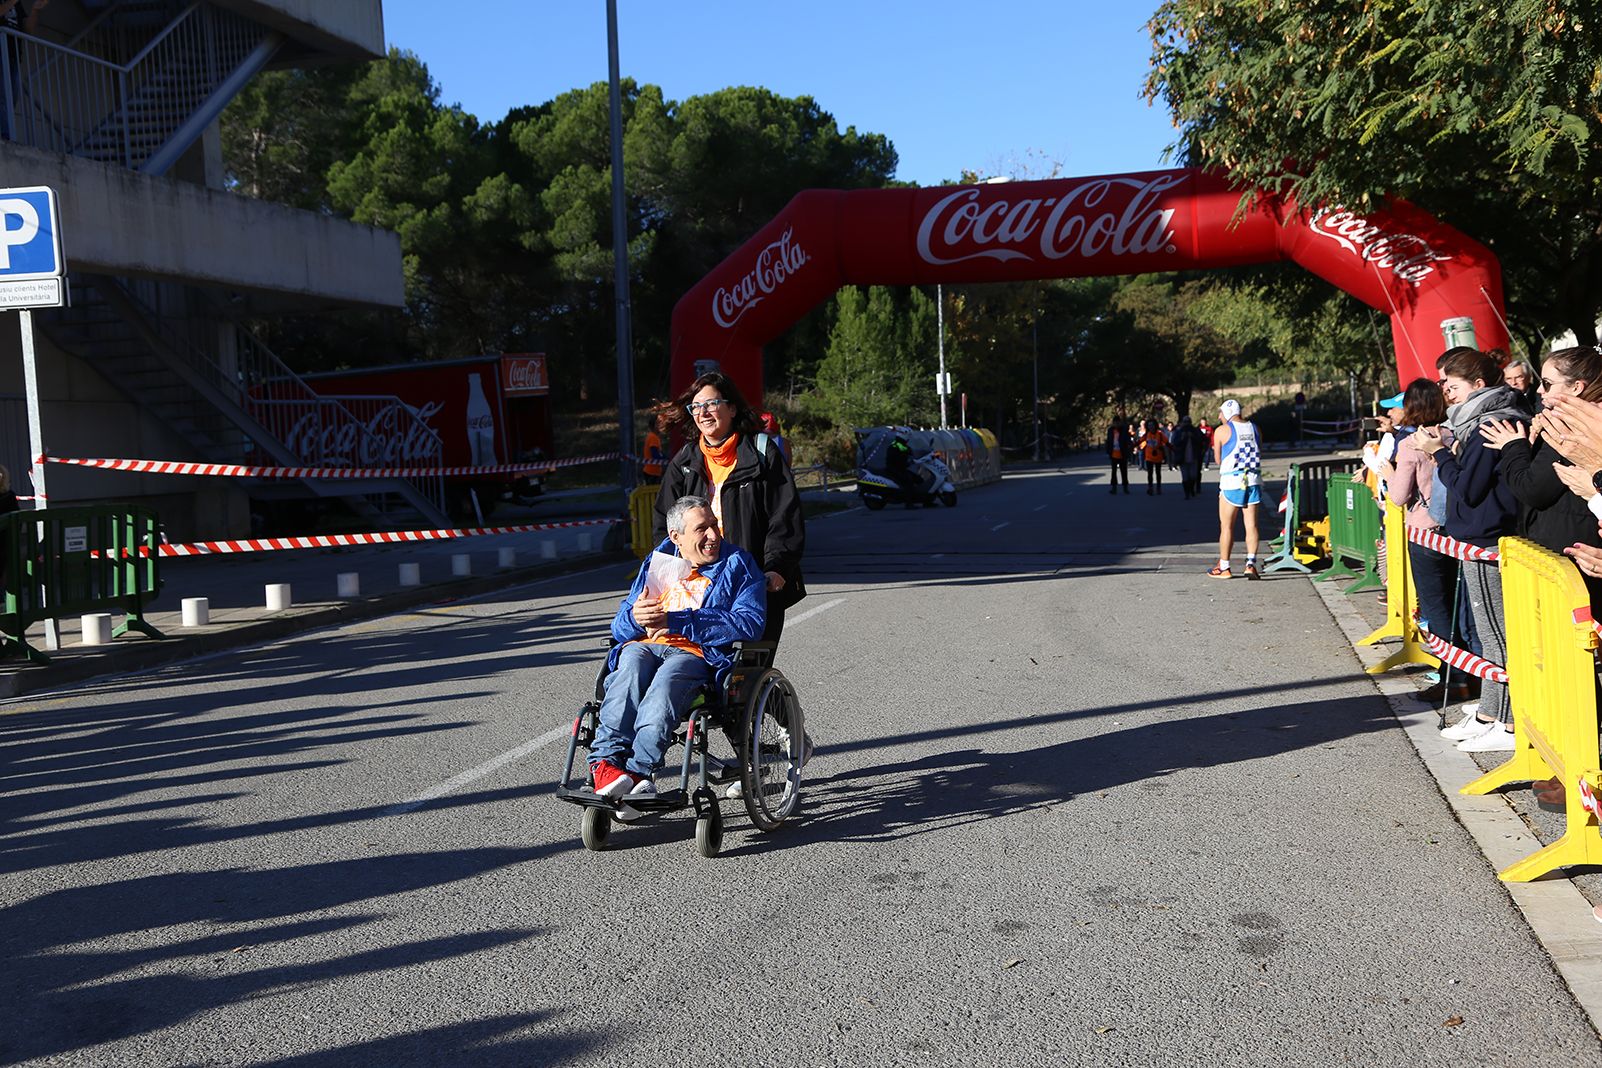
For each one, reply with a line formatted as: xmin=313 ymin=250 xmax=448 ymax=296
xmin=653 ymin=434 xmax=806 ymax=609
xmin=1497 ymin=438 xmax=1602 ymax=551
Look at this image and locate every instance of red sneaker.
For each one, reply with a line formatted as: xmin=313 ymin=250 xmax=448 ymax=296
xmin=591 ymin=761 xmax=635 ymax=797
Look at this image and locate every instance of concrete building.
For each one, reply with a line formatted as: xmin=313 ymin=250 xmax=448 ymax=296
xmin=0 ymin=0 xmax=445 ymax=539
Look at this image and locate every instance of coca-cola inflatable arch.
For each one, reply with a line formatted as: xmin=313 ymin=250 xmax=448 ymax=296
xmin=669 ymin=167 xmax=1508 ymax=400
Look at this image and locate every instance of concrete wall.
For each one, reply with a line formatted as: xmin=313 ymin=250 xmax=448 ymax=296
xmin=0 ymin=326 xmax=251 ymax=542
xmin=0 ymin=143 xmax=404 ymax=309
xmin=213 ymin=0 xmax=386 ymax=61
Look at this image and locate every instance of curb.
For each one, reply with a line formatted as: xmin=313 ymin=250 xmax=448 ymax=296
xmin=1311 ymin=577 xmax=1602 ymax=1032
xmin=0 ymin=549 xmax=637 ymax=700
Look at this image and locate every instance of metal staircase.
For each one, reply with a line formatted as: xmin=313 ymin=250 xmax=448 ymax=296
xmin=2 ymin=1 xmax=281 ymax=173
xmin=41 ymin=277 xmax=450 ymax=526
xmin=1 ymin=3 xmax=447 ymax=527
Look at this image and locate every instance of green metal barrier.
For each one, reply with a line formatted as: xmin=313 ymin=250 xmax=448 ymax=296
xmin=1316 ymin=473 xmax=1383 ymax=593
xmin=1294 ymin=459 xmax=1361 ymax=524
xmin=0 ymin=506 xmax=166 ymax=664
xmin=1263 ymin=464 xmax=1311 ymax=574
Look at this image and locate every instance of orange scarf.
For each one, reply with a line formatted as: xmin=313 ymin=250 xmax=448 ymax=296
xmin=699 ymin=433 xmax=740 ymax=485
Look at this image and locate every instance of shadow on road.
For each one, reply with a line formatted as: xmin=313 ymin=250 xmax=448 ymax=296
xmin=721 ymin=687 xmax=1386 ymax=855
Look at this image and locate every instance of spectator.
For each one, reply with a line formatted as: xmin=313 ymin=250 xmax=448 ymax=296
xmin=1481 ymin=346 xmax=1602 ymax=610
xmin=1169 ymin=416 xmax=1206 ymax=498
xmin=1105 ymin=415 xmax=1130 ymax=495
xmin=1380 ymin=379 xmax=1469 ymax=699
xmin=759 ymin=411 xmax=791 ymax=464
xmin=1199 ymin=418 xmax=1214 ymax=469
xmin=1502 ymin=358 xmax=1540 ymax=410
xmin=1408 ymin=347 xmax=1531 ymax=751
xmin=641 ymin=412 xmax=668 ymax=483
xmin=1165 ymin=421 xmax=1179 ymax=472
xmin=1138 ymin=419 xmax=1169 ymax=495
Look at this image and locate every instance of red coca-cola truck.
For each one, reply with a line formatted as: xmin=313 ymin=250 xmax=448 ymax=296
xmin=301 ymin=353 xmax=554 ymax=514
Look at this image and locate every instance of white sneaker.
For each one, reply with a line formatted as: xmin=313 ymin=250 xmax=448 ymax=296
xmin=726 ymin=729 xmax=814 ymax=799
xmin=1440 ymin=708 xmax=1487 ymax=741
xmin=615 ymin=778 xmax=655 ymax=822
xmin=1457 ymin=724 xmax=1516 ymax=752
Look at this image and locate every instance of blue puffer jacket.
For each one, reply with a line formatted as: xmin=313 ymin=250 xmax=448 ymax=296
xmin=607 ymin=538 xmax=767 ymax=681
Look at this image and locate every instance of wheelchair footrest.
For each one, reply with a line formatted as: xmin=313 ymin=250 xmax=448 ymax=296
xmin=556 ymin=786 xmax=690 ymax=812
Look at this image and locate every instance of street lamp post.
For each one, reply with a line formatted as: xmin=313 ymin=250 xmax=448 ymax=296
xmin=936 ymin=283 xmax=947 ymax=429
xmin=1032 ymin=316 xmax=1041 ymax=462
xmin=606 ymin=0 xmax=636 ymax=509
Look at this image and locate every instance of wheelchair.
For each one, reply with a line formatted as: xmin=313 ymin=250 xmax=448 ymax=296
xmin=554 ymin=641 xmax=805 ymax=857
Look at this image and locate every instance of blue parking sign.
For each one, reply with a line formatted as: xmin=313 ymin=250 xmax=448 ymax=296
xmin=0 ymin=187 xmax=64 ymax=280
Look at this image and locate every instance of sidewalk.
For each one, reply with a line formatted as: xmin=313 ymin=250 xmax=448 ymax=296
xmin=0 ymin=517 xmax=634 ymax=699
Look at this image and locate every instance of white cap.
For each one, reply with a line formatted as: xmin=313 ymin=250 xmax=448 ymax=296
xmin=1219 ymin=399 xmax=1241 ymax=420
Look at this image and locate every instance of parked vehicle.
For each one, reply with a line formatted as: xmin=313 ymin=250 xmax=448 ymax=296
xmin=300 ymin=354 xmax=554 ymax=516
xmin=857 ymin=432 xmax=958 ymax=509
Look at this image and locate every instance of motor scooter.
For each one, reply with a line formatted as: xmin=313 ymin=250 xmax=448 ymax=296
xmin=858 ymin=452 xmax=957 ymax=509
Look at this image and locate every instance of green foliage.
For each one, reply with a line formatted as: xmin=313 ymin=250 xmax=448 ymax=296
xmin=1145 ymin=0 xmax=1602 ymax=345
xmin=221 ymin=61 xmax=897 ymax=404
xmin=803 ymin=286 xmax=937 ymax=429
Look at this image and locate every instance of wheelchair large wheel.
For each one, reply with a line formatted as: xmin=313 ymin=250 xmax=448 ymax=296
xmin=737 ymin=668 xmax=804 ymax=832
xmin=581 ymin=807 xmax=612 ymax=851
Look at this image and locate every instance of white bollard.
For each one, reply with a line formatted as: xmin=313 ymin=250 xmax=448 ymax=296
xmin=577 ymin=533 xmax=594 ymax=552
xmin=265 ymin=583 xmax=292 ymax=611
xmin=541 ymin=539 xmax=558 ymax=560
xmin=452 ymin=553 xmax=472 ymax=577
xmin=181 ymin=597 xmax=209 ymax=628
xmin=337 ymin=572 xmax=361 ymax=598
xmin=398 ymin=562 xmax=422 ymax=587
xmin=81 ymin=613 xmax=113 ymax=646
xmin=498 ymin=547 xmax=517 ymax=568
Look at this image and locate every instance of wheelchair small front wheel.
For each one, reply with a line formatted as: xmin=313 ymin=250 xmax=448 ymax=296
xmin=738 ymin=668 xmax=804 ymax=832
xmin=581 ymin=806 xmax=612 ymax=851
xmin=695 ymin=807 xmax=723 ymax=858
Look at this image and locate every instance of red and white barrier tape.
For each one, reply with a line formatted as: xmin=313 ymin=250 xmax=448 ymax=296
xmin=107 ymin=518 xmax=620 ymax=558
xmin=1420 ymin=630 xmax=1508 ymax=684
xmin=1403 ymin=525 xmax=1500 ymax=563
xmin=35 ymin=452 xmax=621 ymax=481
xmin=1578 ymin=777 xmax=1600 ymax=819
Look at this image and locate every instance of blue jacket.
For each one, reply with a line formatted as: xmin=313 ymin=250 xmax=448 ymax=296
xmin=608 ymin=538 xmax=767 ymax=681
xmin=1432 ymin=427 xmax=1524 ymax=548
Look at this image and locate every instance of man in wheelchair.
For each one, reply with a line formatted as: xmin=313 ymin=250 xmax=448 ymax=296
xmin=589 ymin=494 xmax=766 ymax=811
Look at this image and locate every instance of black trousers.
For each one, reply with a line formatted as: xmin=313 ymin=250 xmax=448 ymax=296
xmin=1109 ymin=456 xmax=1128 ymax=489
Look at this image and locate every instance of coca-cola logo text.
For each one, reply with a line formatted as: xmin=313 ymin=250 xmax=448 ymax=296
xmin=711 ymin=228 xmax=810 ymax=329
xmin=1306 ymin=206 xmax=1451 ymax=285
xmin=915 ymin=174 xmax=1184 ymax=267
xmin=502 ymin=355 xmax=547 ymax=395
xmin=283 ymin=399 xmax=445 ymax=467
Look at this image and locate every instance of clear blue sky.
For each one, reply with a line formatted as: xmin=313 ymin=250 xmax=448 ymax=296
xmin=382 ymin=1 xmax=1178 ymax=186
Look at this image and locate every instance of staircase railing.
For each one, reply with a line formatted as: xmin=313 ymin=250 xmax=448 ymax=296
xmin=96 ymin=278 xmax=447 ymax=517
xmin=0 ymin=3 xmax=269 ymax=170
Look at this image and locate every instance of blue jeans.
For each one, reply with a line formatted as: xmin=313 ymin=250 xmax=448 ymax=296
xmin=591 ymin=642 xmax=710 ymax=779
xmin=1407 ymin=541 xmax=1458 ymax=641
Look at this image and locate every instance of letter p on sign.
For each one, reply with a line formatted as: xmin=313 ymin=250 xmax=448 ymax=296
xmin=0 ymin=187 xmax=62 ymax=278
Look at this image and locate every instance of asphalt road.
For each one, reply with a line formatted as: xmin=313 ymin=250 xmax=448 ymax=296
xmin=2 ymin=458 xmax=1597 ymax=1066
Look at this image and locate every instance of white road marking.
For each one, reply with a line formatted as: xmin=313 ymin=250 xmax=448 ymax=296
xmin=991 ymin=521 xmax=1011 ymax=532
xmin=385 ymin=722 xmax=572 ymax=815
xmin=390 ymin=595 xmax=847 ymax=813
xmin=783 ymin=596 xmax=845 ymax=627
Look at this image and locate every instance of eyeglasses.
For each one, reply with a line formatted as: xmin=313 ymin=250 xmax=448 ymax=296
xmin=685 ymin=399 xmax=731 ymax=415
xmin=1539 ymin=378 xmax=1562 ymax=391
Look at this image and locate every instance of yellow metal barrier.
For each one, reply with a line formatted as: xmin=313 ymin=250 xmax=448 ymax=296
xmin=629 ymin=485 xmax=658 ymax=559
xmin=1360 ymin=501 xmax=1439 ymax=674
xmin=1461 ymin=536 xmax=1602 ymax=881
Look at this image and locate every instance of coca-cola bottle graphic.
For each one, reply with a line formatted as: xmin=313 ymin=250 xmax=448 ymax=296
xmin=465 ymin=373 xmax=498 ymax=466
